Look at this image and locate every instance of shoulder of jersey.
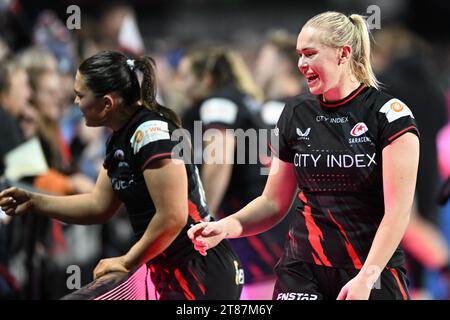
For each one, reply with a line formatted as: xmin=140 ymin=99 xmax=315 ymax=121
xmin=285 ymin=93 xmax=316 ymax=113
xmin=377 ymin=94 xmax=414 ymax=123
xmin=129 ymin=111 xmax=171 ymax=154
xmin=199 ymin=97 xmax=239 ymax=125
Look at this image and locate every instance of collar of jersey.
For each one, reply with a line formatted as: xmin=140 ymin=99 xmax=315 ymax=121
xmin=318 ymin=83 xmax=366 ymax=108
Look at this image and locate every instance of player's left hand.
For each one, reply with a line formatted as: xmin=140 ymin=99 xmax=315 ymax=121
xmin=93 ymin=256 xmax=130 ymax=280
xmin=336 ymin=275 xmax=372 ymax=300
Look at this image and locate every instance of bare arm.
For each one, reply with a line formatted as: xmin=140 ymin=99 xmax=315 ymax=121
xmin=223 ymin=157 xmax=297 ymax=237
xmin=338 ymin=133 xmax=419 ymax=299
xmin=359 ymin=133 xmax=419 ymax=279
xmin=188 ymin=157 xmax=297 ymax=249
xmin=201 ymin=128 xmax=235 ymax=215
xmin=121 ymin=158 xmax=188 ymax=269
xmin=0 ymin=167 xmax=121 ymax=225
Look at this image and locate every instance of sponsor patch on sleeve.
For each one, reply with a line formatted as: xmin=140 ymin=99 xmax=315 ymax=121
xmin=200 ymin=98 xmax=238 ymax=125
xmin=379 ymin=98 xmax=414 ymax=123
xmin=130 ymin=120 xmax=170 ymax=154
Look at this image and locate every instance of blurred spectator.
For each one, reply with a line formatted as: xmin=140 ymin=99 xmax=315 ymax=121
xmin=178 ymin=47 xmax=284 ymax=285
xmin=0 ymin=59 xmax=29 ymax=299
xmin=0 ymin=59 xmax=28 ymax=175
xmin=373 ymin=26 xmax=450 ymax=298
xmin=0 ymin=0 xmax=31 ymax=53
xmin=0 ymin=35 xmax=11 ymax=61
xmin=254 ymin=29 xmax=304 ymax=128
xmin=93 ymin=3 xmax=144 ymax=56
xmin=255 ymin=30 xmax=304 ymax=103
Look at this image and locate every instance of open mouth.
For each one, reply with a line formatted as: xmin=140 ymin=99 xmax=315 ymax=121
xmin=305 ymin=73 xmax=319 ymax=85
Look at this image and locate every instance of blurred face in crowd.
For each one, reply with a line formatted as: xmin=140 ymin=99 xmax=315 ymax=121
xmin=255 ymin=44 xmax=280 ymax=90
xmin=74 ymin=71 xmax=108 ymax=127
xmin=0 ymin=68 xmax=31 ymax=116
xmin=297 ymin=27 xmax=344 ymax=96
xmin=176 ymin=57 xmax=208 ymax=104
xmin=34 ymin=71 xmax=63 ymax=121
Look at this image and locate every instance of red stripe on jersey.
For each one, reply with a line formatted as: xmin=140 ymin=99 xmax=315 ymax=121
xmin=319 ymin=85 xmax=366 ymax=108
xmin=387 ymin=126 xmax=418 ymax=142
xmin=311 ymin=252 xmax=323 ymax=265
xmin=299 ymin=192 xmax=332 ymax=267
xmin=327 ymin=210 xmax=363 ymax=269
xmin=188 ymin=200 xmax=202 ymax=223
xmin=174 ymin=268 xmax=195 ymax=300
xmin=141 ymin=152 xmax=173 ymax=170
xmin=247 ymin=236 xmax=276 ymax=267
xmin=389 ymin=268 xmax=408 ymax=300
xmin=187 ymin=268 xmax=205 ymax=295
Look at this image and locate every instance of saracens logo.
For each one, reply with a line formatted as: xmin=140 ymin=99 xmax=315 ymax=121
xmin=350 ymin=122 xmax=368 ymax=137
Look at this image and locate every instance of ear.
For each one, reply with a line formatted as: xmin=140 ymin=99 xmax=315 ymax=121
xmin=103 ymin=94 xmax=115 ymax=111
xmin=338 ymin=45 xmax=352 ymax=65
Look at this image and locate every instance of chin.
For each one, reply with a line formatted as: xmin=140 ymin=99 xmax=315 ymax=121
xmin=308 ymin=86 xmax=322 ymax=95
xmin=83 ymin=119 xmax=94 ymax=127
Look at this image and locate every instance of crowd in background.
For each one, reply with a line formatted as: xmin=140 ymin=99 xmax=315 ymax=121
xmin=1 ymin=0 xmax=450 ymax=299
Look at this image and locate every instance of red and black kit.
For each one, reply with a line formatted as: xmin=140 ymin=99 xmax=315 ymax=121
xmin=103 ymin=108 xmax=243 ymax=300
xmin=271 ymin=84 xmax=419 ymax=299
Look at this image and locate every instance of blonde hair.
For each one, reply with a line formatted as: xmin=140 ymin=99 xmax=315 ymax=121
xmin=226 ymin=50 xmax=264 ymax=102
xmin=305 ymin=11 xmax=380 ymax=90
xmin=188 ymin=47 xmax=264 ymax=101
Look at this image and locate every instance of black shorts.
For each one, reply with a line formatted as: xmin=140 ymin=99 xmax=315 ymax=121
xmin=150 ymin=240 xmax=244 ymax=300
xmin=273 ymin=255 xmax=410 ymax=300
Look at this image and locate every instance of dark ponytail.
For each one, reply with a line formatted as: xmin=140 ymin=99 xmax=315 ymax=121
xmin=78 ymin=50 xmax=181 ymax=127
xmin=134 ymin=56 xmax=182 ymax=127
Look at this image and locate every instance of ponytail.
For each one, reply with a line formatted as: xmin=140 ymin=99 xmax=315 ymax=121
xmin=348 ymin=14 xmax=380 ymax=90
xmin=134 ymin=56 xmax=182 ymax=128
xmin=79 ymin=51 xmax=182 ymax=128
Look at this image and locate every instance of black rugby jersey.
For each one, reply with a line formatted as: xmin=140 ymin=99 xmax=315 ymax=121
xmin=182 ymin=86 xmax=282 ymax=283
xmin=103 ymin=108 xmax=210 ymax=267
xmin=182 ymin=85 xmax=267 ymax=215
xmin=271 ymin=84 xmax=419 ymax=269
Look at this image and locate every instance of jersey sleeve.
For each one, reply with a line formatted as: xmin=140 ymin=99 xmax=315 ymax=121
xmin=130 ymin=119 xmax=178 ymax=171
xmin=378 ymin=98 xmax=420 ymax=149
xmin=269 ymin=103 xmax=295 ymax=163
xmin=199 ymin=97 xmax=240 ymax=129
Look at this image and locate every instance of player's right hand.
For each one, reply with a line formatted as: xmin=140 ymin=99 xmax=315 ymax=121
xmin=187 ymin=221 xmax=227 ymax=256
xmin=0 ymin=187 xmax=33 ymax=217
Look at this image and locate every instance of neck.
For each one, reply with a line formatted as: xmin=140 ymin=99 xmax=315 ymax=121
xmin=109 ymin=104 xmax=140 ymax=132
xmin=322 ymin=76 xmax=361 ymax=102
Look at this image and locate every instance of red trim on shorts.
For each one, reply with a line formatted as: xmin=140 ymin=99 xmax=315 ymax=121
xmin=387 ymin=126 xmax=418 ymax=142
xmin=299 ymin=192 xmax=332 ymax=267
xmin=174 ymin=268 xmax=196 ymax=300
xmin=188 ymin=200 xmax=202 ymax=223
xmin=389 ymin=268 xmax=408 ymax=300
xmin=326 ymin=210 xmax=362 ymax=269
xmin=141 ymin=152 xmax=173 ymax=170
xmin=187 ymin=269 xmax=205 ymax=295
